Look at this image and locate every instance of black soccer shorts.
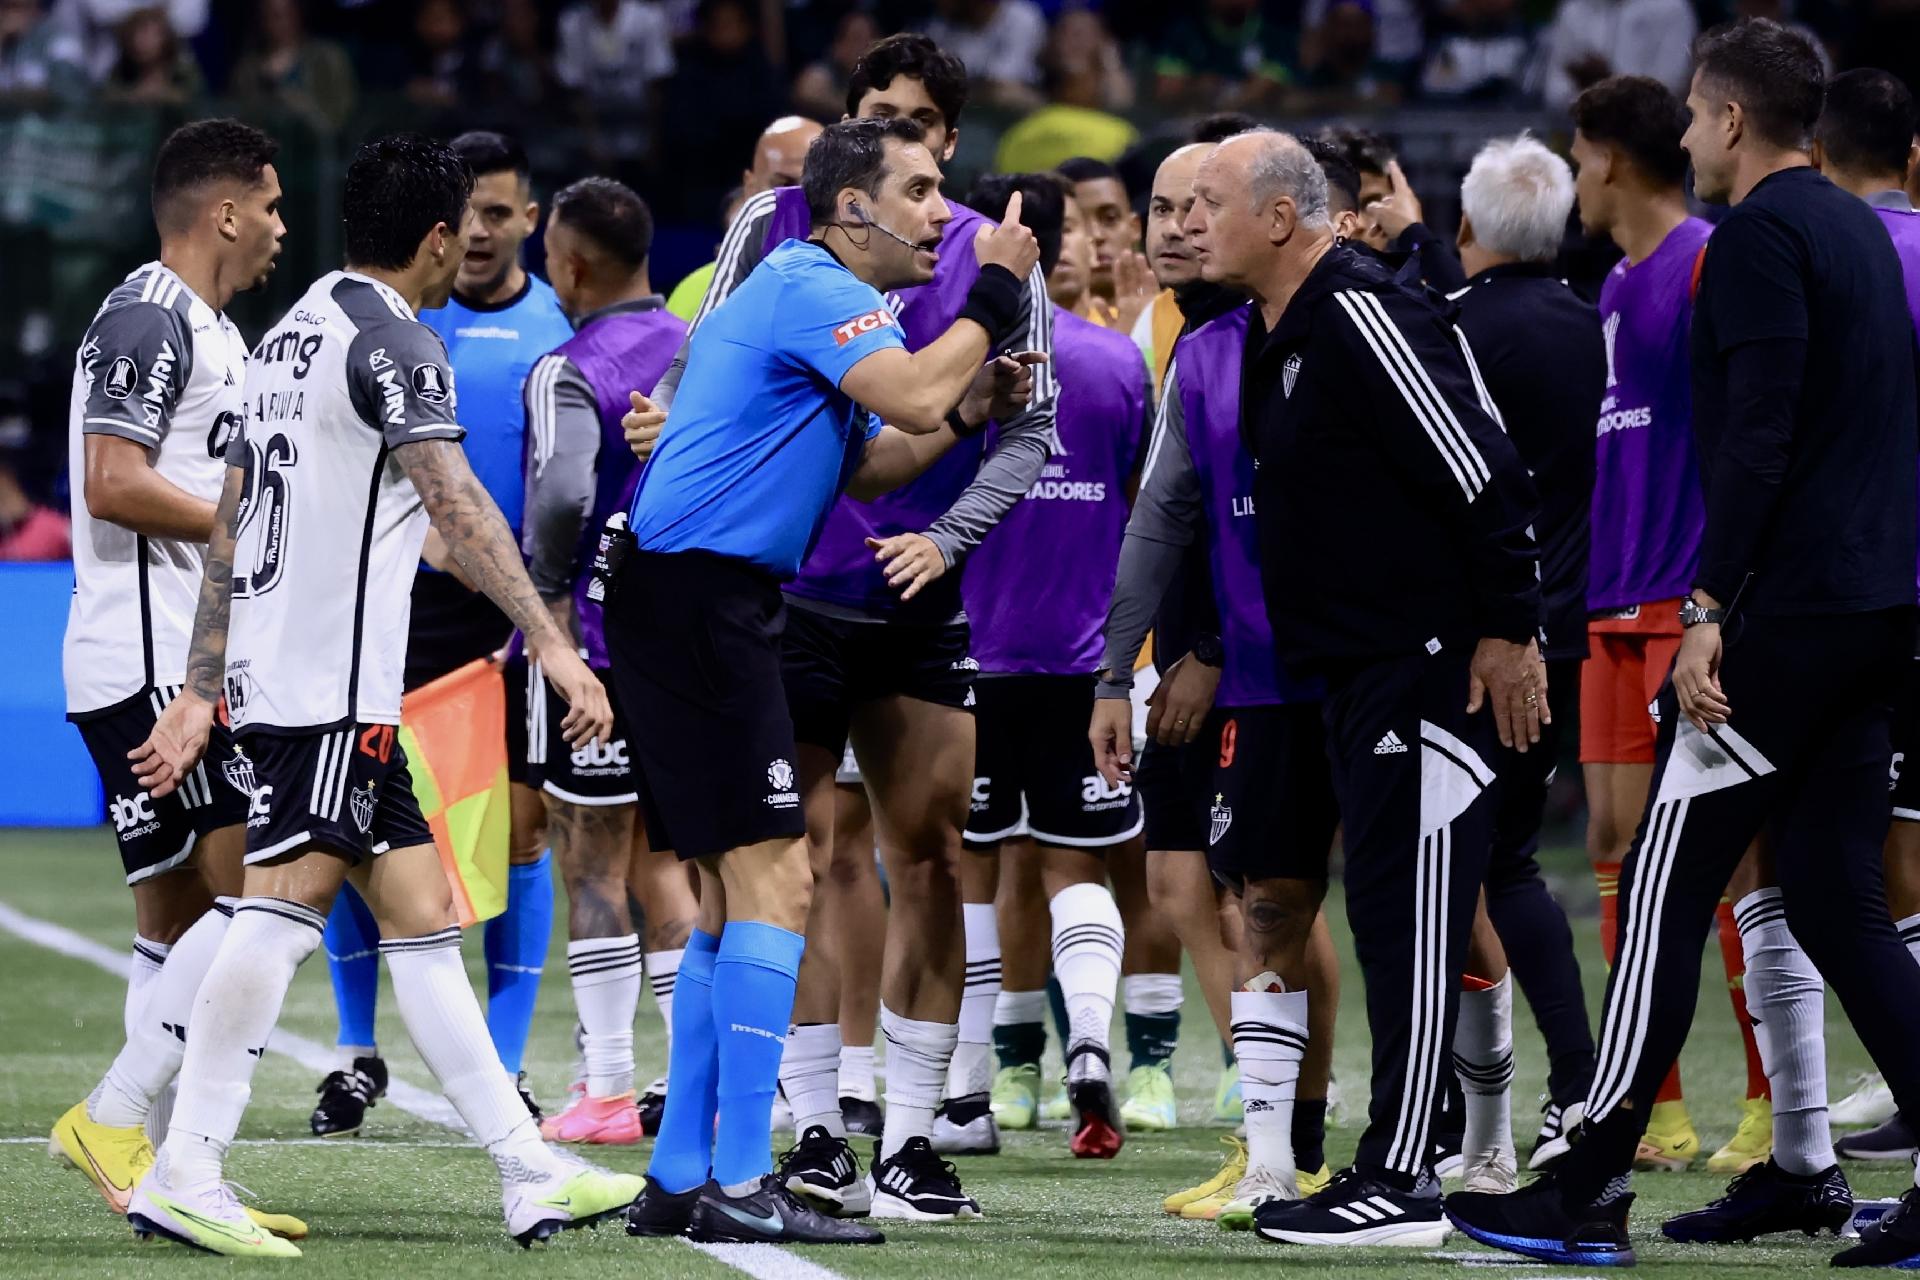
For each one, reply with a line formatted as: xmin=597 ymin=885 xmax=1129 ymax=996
xmin=966 ymin=675 xmax=1142 ymax=849
xmin=526 ymin=664 xmax=638 ymax=806
xmin=1205 ymin=702 xmax=1340 ymax=890
xmin=236 ymin=723 xmax=434 ymax=865
xmin=1894 ymin=649 xmax=1920 ymax=823
xmin=781 ymin=605 xmax=975 ymax=755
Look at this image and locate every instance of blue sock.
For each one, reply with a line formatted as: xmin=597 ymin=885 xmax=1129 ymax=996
xmin=483 ymin=851 xmax=553 ymax=1074
xmin=710 ymin=921 xmax=805 ymax=1190
xmin=324 ymin=884 xmax=380 ymax=1052
xmin=648 ymin=929 xmax=721 ymax=1193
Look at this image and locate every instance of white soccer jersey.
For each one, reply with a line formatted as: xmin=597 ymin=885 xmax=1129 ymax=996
xmin=223 ymin=271 xmax=464 ymax=733
xmin=64 ymin=262 xmax=249 ymax=716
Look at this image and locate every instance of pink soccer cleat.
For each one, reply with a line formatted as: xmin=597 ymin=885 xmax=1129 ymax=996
xmin=538 ymin=1092 xmax=644 ymax=1145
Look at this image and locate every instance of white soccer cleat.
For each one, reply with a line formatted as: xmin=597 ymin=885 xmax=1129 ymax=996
xmin=1832 ymin=1073 xmax=1898 ymax=1128
xmin=1462 ymin=1148 xmax=1519 ymax=1195
xmin=500 ymin=1146 xmax=644 ymax=1247
xmin=127 ymin=1159 xmax=301 ymax=1258
xmin=1216 ymin=1164 xmax=1299 ymax=1231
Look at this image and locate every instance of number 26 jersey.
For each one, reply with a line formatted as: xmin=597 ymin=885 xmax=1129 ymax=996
xmin=225 ymin=271 xmax=465 ymax=735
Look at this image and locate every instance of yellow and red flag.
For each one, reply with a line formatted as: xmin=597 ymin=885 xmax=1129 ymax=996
xmin=399 ymin=659 xmax=510 ymax=927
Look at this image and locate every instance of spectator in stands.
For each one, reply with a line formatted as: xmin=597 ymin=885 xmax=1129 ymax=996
xmin=555 ymin=0 xmax=674 ymax=110
xmin=49 ymin=0 xmax=206 ymax=81
xmin=0 ymin=0 xmax=87 ymax=102
xmin=100 ymin=4 xmax=202 ymax=105
xmin=1419 ymin=0 xmax=1535 ymax=103
xmin=1538 ymin=0 xmax=1695 ymax=111
xmin=1295 ymin=0 xmax=1403 ymax=111
xmin=792 ymin=8 xmax=876 ymax=121
xmin=993 ymin=9 xmax=1137 ymax=172
xmin=0 ymin=424 xmax=68 ymax=561
xmin=1154 ymin=0 xmax=1295 ymax=110
xmin=229 ymin=0 xmax=357 ymax=133
xmin=659 ymin=0 xmax=786 ymax=222
xmin=479 ymin=0 xmax=564 ymax=113
xmin=405 ymin=0 xmax=481 ymax=109
xmin=927 ymin=0 xmax=1048 ymax=109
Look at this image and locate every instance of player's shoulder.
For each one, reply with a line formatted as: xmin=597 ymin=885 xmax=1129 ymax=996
xmin=329 ymin=271 xmax=423 ymax=335
xmin=89 ymin=264 xmax=195 ymax=342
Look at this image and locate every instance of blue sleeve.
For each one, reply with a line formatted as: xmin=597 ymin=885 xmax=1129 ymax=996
xmin=778 ymin=261 xmax=907 ymax=388
xmin=866 ymin=412 xmax=884 ymax=441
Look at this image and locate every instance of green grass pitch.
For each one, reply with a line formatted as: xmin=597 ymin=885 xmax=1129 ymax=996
xmin=0 ymin=828 xmax=1910 ymax=1277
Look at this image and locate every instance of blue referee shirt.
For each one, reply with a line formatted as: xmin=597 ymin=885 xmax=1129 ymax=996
xmin=420 ymin=274 xmax=574 ymax=538
xmin=627 ymin=239 xmax=903 ymax=577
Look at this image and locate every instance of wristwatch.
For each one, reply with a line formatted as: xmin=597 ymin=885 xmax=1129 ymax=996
xmin=1191 ymin=634 xmax=1224 ymax=667
xmin=1677 ymin=599 xmax=1727 ymax=628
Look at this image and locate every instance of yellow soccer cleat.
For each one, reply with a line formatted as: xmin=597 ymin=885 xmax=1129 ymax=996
xmin=1166 ymin=1135 xmax=1246 ymax=1216
xmin=50 ymin=1101 xmax=152 ymax=1216
xmin=1120 ymin=1063 xmax=1178 ymax=1132
xmin=506 ymin=1159 xmax=646 ymax=1246
xmin=1707 ymin=1096 xmax=1774 ymax=1175
xmin=129 ymin=1173 xmax=302 ymax=1258
xmin=1042 ymin=1075 xmax=1071 ymax=1123
xmin=1296 ymin=1163 xmax=1332 ymax=1196
xmin=1634 ymin=1099 xmax=1701 ymax=1172
xmin=243 ymin=1205 xmax=310 ymax=1241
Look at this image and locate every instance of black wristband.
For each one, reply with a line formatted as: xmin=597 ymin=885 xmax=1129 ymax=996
xmin=957 ymin=263 xmax=1025 ymax=346
xmin=946 ymin=406 xmax=985 ymax=438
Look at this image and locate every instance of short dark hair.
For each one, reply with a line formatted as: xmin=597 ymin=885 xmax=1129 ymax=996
xmin=1692 ymin=18 xmax=1825 ymax=151
xmin=152 ymin=118 xmax=278 ymax=225
xmin=966 ymin=172 xmax=1066 ymax=276
xmin=1571 ymin=75 xmax=1691 ymax=186
xmin=1057 ymin=156 xmax=1122 ymax=186
xmin=1816 ymin=67 xmax=1918 ymax=179
xmin=552 ymin=177 xmax=655 ymax=268
xmin=1301 ymin=137 xmax=1362 ymax=215
xmin=845 ymin=34 xmax=970 ymax=132
xmin=449 ymin=130 xmax=529 ymax=184
xmin=1191 ymin=112 xmax=1261 ymax=145
xmin=1317 ymin=125 xmax=1394 ymax=179
xmin=802 ymin=117 xmax=927 ymax=226
xmin=343 ymin=133 xmax=474 ymax=271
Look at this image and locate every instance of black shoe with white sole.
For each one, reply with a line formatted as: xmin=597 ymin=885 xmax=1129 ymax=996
xmin=869 ymin=1136 xmax=983 ymax=1221
xmin=842 ymin=1096 xmax=884 ymax=1138
xmin=310 ymin=1056 xmax=387 ymax=1138
xmin=779 ymin=1125 xmax=873 ymax=1217
xmin=688 ymin=1175 xmax=884 ymax=1245
xmin=1836 ymin=1112 xmax=1918 ymax=1163
xmin=625 ymin=1181 xmax=702 ymax=1238
xmin=1255 ymin=1166 xmax=1450 ymax=1248
xmin=1530 ymin=1099 xmax=1584 ymax=1171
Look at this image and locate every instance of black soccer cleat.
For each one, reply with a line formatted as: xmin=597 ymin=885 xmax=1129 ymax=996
xmin=1834 ymin=1185 xmax=1920 ymax=1267
xmin=310 ymin=1056 xmax=387 ymax=1137
xmin=1661 ymin=1159 xmax=1852 ymax=1243
xmin=625 ymin=1180 xmax=702 ymax=1239
xmin=1837 ymin=1112 xmax=1919 ymax=1163
xmin=842 ymin=1096 xmax=884 ymax=1138
xmin=688 ymin=1174 xmax=885 ymax=1245
xmin=636 ymin=1088 xmax=666 ymax=1138
xmin=870 ymin=1136 xmax=984 ymax=1221
xmin=1445 ymin=1173 xmax=1636 ymax=1267
xmin=1255 ymin=1166 xmax=1448 ymax=1247
xmin=1067 ymin=1076 xmax=1125 ymax=1160
xmin=515 ymin=1071 xmax=543 ymax=1123
xmin=779 ymin=1124 xmax=873 ymax=1217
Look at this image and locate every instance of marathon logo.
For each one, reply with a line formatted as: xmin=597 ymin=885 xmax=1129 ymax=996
xmin=832 ymin=308 xmax=898 ymax=346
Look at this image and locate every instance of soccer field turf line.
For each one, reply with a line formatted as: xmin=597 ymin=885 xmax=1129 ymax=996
xmin=3 ymin=828 xmax=1915 ymax=1278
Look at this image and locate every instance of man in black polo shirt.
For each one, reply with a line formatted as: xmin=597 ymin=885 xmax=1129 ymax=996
xmin=1447 ymin=20 xmax=1920 ymax=1270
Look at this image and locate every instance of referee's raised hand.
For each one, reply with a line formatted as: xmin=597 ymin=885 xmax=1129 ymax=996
xmin=975 ymin=190 xmax=1041 ymax=280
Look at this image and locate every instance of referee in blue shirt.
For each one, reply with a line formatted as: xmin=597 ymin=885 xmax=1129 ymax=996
xmin=613 ymin=117 xmax=1041 ymax=1245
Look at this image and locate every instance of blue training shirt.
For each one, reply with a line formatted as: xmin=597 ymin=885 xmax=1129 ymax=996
xmin=420 ymin=274 xmax=574 ymax=537
xmin=627 ymin=239 xmax=902 ymax=577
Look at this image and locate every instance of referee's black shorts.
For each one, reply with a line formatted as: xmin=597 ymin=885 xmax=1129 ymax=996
xmin=603 ymin=549 xmax=805 ymax=862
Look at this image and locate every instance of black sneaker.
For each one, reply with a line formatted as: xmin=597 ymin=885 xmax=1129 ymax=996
xmin=869 ymin=1136 xmax=983 ymax=1221
xmin=636 ymin=1087 xmax=666 ymax=1138
xmin=515 ymin=1071 xmax=543 ymax=1123
xmin=310 ymin=1056 xmax=387 ymax=1137
xmin=1254 ymin=1166 xmax=1448 ymax=1247
xmin=842 ymin=1096 xmax=884 ymax=1138
xmin=625 ymin=1180 xmax=702 ymax=1238
xmin=1837 ymin=1112 xmax=1918 ymax=1163
xmin=1834 ymin=1184 xmax=1920 ymax=1267
xmin=1445 ymin=1173 xmax=1636 ymax=1266
xmin=688 ymin=1175 xmax=884 ymax=1245
xmin=1661 ymin=1159 xmax=1852 ymax=1243
xmin=779 ymin=1125 xmax=873 ymax=1217
xmin=1530 ymin=1099 xmax=1585 ymax=1172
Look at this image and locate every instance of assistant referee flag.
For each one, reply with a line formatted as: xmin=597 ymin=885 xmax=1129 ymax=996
xmin=398 ymin=659 xmax=510 ymax=926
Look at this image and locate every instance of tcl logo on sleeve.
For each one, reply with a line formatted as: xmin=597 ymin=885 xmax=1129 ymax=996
xmin=832 ymin=308 xmax=897 ymax=346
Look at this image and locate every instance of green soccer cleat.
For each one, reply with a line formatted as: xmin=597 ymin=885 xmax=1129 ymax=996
xmin=505 ymin=1157 xmax=646 ymax=1247
xmin=1213 ymin=1068 xmax=1243 ymax=1124
xmin=1120 ymin=1063 xmax=1178 ymax=1131
xmin=1042 ymin=1075 xmax=1071 ymax=1123
xmin=128 ymin=1166 xmax=302 ymax=1258
xmin=990 ymin=1064 xmax=1041 ymax=1131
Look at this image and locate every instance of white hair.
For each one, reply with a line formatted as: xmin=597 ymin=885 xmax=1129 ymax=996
xmin=1230 ymin=129 xmax=1331 ymax=230
xmin=1459 ymin=134 xmax=1574 ymax=264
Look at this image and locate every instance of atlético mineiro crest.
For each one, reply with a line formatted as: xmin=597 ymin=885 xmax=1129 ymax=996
xmin=223 ymin=747 xmax=257 ymax=797
xmin=1282 ymin=353 xmax=1302 ymax=399
xmin=1209 ymin=793 xmax=1233 ymax=846
xmin=349 ymin=781 xmax=376 ymax=834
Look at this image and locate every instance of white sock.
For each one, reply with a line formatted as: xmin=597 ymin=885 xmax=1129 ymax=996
xmin=1453 ymin=973 xmax=1516 ymax=1165
xmin=994 ymin=988 xmax=1048 ymax=1029
xmin=949 ymin=902 xmax=1001 ymax=1098
xmin=126 ymin=934 xmax=170 ymax=1040
xmin=165 ymin=898 xmax=324 ymax=1186
xmin=880 ymin=1005 xmax=957 ymax=1160
xmin=91 ymin=902 xmax=235 ymax=1128
xmin=1050 ymin=882 xmax=1123 ymax=1084
xmin=1897 ymin=912 xmax=1920 ymax=969
xmin=381 ymin=927 xmax=550 ymax=1175
xmin=780 ymin=1022 xmax=846 ymax=1137
xmin=1124 ymin=972 xmax=1184 ymax=1016
xmin=645 ymin=947 xmax=682 ymax=1047
xmin=567 ymin=934 xmax=641 ymax=1098
xmin=1736 ymin=889 xmax=1834 ymax=1173
xmin=1232 ymin=986 xmax=1306 ymax=1181
xmin=840 ymin=1042 xmax=877 ymax=1101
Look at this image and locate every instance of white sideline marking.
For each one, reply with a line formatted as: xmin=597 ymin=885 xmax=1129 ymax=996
xmin=0 ymin=897 xmax=847 ymax=1280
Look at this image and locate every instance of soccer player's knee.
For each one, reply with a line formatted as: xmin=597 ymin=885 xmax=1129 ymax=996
xmin=1241 ymin=881 xmax=1317 ymax=960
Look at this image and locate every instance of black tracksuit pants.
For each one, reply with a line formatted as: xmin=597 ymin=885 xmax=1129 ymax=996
xmin=1322 ymin=645 xmax=1500 ymax=1179
xmin=1562 ymin=607 xmax=1920 ymax=1198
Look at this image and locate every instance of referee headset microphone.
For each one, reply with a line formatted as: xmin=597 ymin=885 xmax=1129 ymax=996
xmin=847 ymin=201 xmax=938 ymax=253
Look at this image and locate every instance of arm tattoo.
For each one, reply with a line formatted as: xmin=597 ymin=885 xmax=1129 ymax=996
xmin=399 ymin=439 xmax=564 ymax=653
xmin=183 ymin=467 xmax=244 ymax=702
